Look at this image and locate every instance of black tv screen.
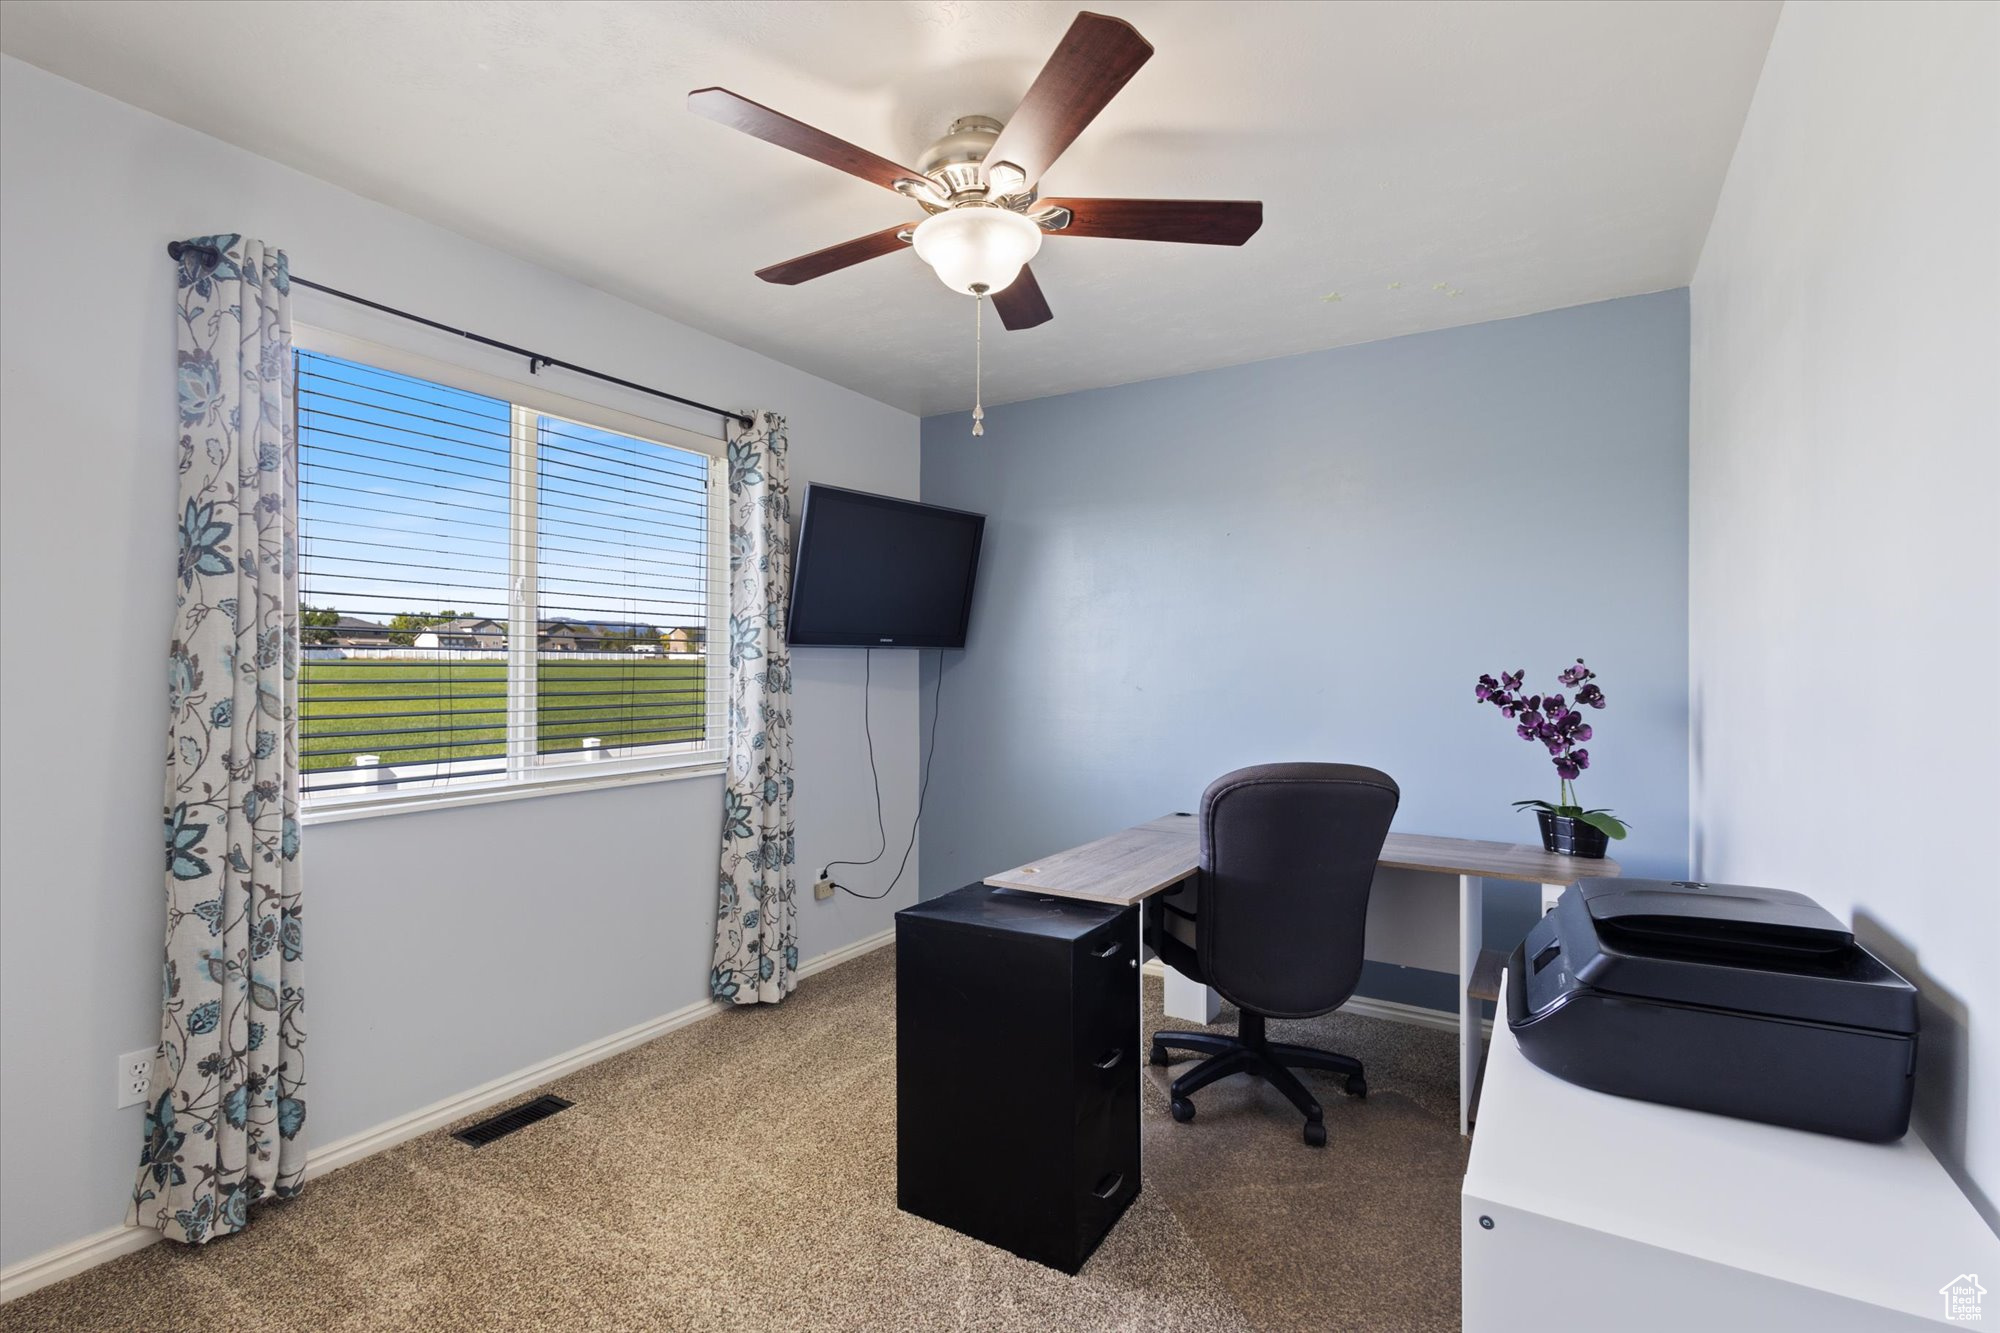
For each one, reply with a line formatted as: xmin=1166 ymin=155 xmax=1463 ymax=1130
xmin=788 ymin=485 xmax=985 ymax=648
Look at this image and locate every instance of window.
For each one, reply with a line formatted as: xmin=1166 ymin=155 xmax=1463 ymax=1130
xmin=296 ymin=346 xmax=725 ymax=811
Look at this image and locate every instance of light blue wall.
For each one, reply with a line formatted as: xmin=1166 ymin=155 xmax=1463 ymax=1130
xmin=918 ymin=292 xmax=1690 ymax=1011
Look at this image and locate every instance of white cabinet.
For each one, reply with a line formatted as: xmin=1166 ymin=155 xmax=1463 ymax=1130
xmin=1463 ymin=972 xmax=1999 ymax=1331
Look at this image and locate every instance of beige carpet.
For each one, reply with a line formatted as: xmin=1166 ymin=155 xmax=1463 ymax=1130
xmin=2 ymin=948 xmax=1467 ymax=1332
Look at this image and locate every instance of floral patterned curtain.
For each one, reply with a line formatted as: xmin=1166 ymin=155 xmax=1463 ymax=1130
xmin=710 ymin=411 xmax=798 ymax=1005
xmin=133 ymin=235 xmax=305 ymax=1243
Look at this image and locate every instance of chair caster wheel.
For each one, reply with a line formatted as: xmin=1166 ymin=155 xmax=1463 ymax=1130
xmin=1303 ymin=1119 xmax=1327 ymax=1148
xmin=1149 ymin=1045 xmax=1169 ymax=1067
xmin=1345 ymin=1075 xmax=1368 ymax=1098
xmin=1170 ymin=1098 xmax=1196 ymax=1123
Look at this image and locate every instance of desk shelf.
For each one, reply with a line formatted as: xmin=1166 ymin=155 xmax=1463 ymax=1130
xmin=1467 ymin=948 xmax=1509 ymax=1004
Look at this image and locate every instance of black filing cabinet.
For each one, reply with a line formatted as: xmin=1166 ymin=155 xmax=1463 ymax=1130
xmin=896 ymin=883 xmax=1140 ymax=1274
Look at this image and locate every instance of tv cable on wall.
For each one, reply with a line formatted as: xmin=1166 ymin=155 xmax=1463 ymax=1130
xmin=785 ymin=482 xmax=982 ymax=902
xmin=818 ymin=648 xmax=944 ymax=902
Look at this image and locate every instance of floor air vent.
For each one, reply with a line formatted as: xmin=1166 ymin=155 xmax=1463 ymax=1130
xmin=451 ymin=1095 xmax=573 ymax=1147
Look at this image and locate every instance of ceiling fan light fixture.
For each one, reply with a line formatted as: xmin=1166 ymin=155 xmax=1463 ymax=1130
xmin=911 ymin=206 xmax=1042 ymax=296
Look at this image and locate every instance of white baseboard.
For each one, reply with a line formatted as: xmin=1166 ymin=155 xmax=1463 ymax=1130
xmin=795 ymin=925 xmax=897 ymax=981
xmin=1344 ymin=992 xmax=1496 ymax=1039
xmin=1139 ymin=959 xmax=1494 ymax=1038
xmin=311 ymin=924 xmax=894 ymax=1174
xmin=0 ymin=926 xmax=895 ymax=1305
xmin=0 ymin=1226 xmax=160 ymax=1308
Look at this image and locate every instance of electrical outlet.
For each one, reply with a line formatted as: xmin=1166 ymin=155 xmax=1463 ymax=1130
xmin=117 ymin=1049 xmax=154 ymax=1109
xmin=814 ymin=873 xmax=835 ymax=901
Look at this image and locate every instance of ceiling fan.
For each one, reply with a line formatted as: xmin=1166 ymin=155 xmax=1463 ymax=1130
xmin=688 ymin=10 xmax=1263 ymax=333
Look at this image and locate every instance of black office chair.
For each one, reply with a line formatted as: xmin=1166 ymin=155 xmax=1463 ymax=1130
xmin=1146 ymin=762 xmax=1400 ymax=1146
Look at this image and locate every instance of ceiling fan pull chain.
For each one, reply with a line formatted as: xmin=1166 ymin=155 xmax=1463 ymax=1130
xmin=971 ymin=291 xmax=986 ymax=437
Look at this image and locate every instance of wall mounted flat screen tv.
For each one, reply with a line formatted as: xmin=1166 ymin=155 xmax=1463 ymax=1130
xmin=788 ymin=484 xmax=985 ymax=648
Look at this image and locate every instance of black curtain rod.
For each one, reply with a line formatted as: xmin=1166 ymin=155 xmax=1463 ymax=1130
xmin=165 ymin=241 xmax=754 ymax=431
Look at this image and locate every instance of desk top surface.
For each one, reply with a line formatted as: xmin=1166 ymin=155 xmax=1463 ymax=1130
xmin=982 ymin=814 xmax=1621 ymax=906
xmin=1466 ymin=978 xmax=2000 ymax=1323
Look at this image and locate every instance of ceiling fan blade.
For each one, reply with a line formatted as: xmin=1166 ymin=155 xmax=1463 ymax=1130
xmin=984 ymin=13 xmax=1154 ymax=189
xmin=992 ymin=266 xmax=1054 ymax=330
xmin=755 ymin=225 xmax=912 ymax=285
xmin=1037 ymin=198 xmax=1264 ymax=245
xmin=689 ymin=88 xmax=926 ymax=193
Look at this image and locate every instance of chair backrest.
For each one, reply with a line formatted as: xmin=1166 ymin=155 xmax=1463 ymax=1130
xmin=1197 ymin=762 xmax=1400 ymax=1019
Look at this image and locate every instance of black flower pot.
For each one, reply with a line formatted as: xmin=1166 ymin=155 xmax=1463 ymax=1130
xmin=1537 ymin=810 xmax=1609 ymax=859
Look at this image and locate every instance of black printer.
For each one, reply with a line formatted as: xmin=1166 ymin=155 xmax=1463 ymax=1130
xmin=1507 ymin=878 xmax=1919 ymax=1142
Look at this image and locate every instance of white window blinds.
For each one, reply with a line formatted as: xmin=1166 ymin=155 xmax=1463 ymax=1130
xmin=297 ymin=349 xmax=724 ymax=805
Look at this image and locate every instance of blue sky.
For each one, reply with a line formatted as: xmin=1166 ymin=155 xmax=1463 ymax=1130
xmin=298 ymin=351 xmax=709 ymax=634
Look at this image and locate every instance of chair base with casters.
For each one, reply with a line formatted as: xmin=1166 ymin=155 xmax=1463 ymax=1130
xmin=1150 ymin=1009 xmax=1367 ymax=1147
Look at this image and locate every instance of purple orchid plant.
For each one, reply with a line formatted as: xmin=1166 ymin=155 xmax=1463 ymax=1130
xmin=1474 ymin=658 xmax=1628 ymax=841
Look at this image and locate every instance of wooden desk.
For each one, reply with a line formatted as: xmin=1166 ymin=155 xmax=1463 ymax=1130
xmin=985 ymin=814 xmax=1621 ymax=1134
xmin=983 ymin=814 xmax=1198 ymax=905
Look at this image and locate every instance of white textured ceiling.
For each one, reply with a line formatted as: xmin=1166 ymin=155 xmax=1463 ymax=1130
xmin=1 ymin=0 xmax=1777 ymax=415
